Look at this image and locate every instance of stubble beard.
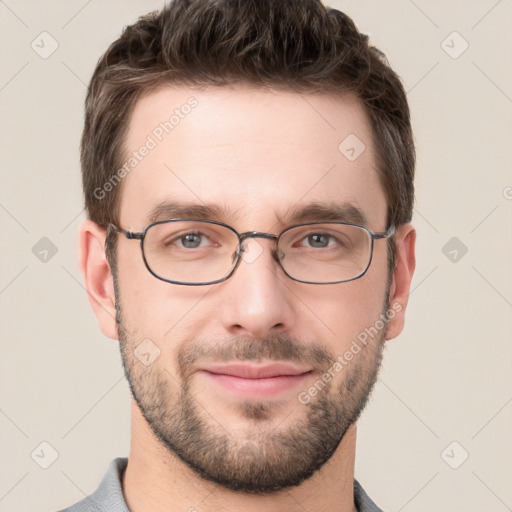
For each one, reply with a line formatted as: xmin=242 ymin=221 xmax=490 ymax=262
xmin=115 ymin=283 xmax=389 ymax=494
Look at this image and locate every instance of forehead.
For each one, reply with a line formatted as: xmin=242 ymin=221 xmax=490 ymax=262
xmin=119 ymin=84 xmax=386 ymax=230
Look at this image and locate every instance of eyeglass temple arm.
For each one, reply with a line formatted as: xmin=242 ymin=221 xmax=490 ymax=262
xmin=107 ymin=223 xmax=143 ymax=240
xmin=372 ymin=225 xmax=396 ymax=239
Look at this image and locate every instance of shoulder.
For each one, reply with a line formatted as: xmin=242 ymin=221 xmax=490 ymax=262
xmin=354 ymin=479 xmax=386 ymax=512
xmin=56 ymin=458 xmax=129 ymax=512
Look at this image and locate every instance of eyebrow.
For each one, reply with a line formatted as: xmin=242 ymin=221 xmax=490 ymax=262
xmin=147 ymin=201 xmax=240 ymax=224
xmin=277 ymin=201 xmax=367 ymax=227
xmin=147 ymin=200 xmax=367 ymax=227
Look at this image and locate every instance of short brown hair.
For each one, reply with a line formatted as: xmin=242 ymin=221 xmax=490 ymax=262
xmin=81 ymin=0 xmax=414 ymax=269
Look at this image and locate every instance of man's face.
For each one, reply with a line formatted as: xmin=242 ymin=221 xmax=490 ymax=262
xmin=114 ymin=85 xmax=393 ymax=492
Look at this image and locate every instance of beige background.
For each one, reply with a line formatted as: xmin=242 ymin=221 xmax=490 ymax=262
xmin=1 ymin=1 xmax=511 ymax=511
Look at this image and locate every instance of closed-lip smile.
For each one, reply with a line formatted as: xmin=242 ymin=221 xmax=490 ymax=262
xmin=197 ymin=362 xmax=313 ymax=399
xmin=201 ymin=362 xmax=312 ymax=378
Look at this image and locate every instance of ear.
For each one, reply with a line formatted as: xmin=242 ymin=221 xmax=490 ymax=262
xmin=78 ymin=220 xmax=118 ymax=340
xmin=385 ymin=223 xmax=416 ymax=340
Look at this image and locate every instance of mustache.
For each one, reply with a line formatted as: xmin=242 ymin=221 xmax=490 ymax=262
xmin=177 ymin=334 xmax=336 ymax=379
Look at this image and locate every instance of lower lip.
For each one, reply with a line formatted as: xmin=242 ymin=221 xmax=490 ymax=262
xmin=201 ymin=371 xmax=311 ymax=399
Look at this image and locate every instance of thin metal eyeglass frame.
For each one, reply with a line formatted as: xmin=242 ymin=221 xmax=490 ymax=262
xmin=108 ymin=219 xmax=396 ymax=286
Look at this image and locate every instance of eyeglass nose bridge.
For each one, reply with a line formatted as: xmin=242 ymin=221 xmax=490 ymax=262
xmin=236 ymin=231 xmax=280 ymax=260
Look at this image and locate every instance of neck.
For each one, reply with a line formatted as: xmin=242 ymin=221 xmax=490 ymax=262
xmin=123 ymin=400 xmax=358 ymax=512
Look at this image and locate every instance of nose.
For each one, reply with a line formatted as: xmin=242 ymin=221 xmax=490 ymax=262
xmin=220 ymin=237 xmax=295 ymax=340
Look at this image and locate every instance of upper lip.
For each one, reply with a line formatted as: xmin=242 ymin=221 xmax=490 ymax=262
xmin=200 ymin=363 xmax=312 ymax=379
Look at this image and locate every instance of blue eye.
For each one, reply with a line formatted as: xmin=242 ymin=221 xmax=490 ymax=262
xmin=179 ymin=232 xmax=204 ymax=248
xmin=305 ymin=234 xmax=331 ymax=248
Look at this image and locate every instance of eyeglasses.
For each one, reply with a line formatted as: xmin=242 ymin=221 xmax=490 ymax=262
xmin=108 ymin=219 xmax=395 ymax=286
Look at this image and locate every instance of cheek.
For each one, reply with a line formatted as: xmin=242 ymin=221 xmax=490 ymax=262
xmin=116 ymin=248 xmax=215 ymax=348
xmin=299 ymin=269 xmax=389 ymax=356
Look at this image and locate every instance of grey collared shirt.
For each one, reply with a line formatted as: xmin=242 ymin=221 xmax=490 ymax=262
xmin=57 ymin=457 xmax=384 ymax=512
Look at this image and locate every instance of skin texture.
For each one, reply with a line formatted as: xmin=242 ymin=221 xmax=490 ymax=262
xmin=79 ymin=85 xmax=416 ymax=512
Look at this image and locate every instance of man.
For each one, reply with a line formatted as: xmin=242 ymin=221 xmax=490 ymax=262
xmin=62 ymin=0 xmax=416 ymax=510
